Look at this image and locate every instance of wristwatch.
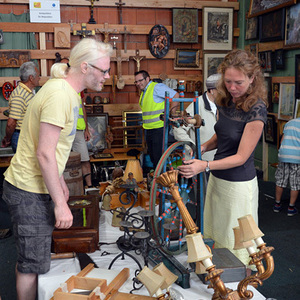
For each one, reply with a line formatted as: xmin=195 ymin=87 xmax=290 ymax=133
xmin=205 ymin=161 xmax=210 ymax=172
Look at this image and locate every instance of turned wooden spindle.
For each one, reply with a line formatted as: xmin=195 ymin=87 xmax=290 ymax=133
xmin=156 ymin=170 xmax=198 ymax=234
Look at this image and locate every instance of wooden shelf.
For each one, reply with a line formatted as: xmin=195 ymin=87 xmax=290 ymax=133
xmin=0 ymin=0 xmax=239 ymax=10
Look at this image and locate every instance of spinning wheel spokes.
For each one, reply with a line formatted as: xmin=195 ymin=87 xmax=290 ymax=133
xmin=150 ymin=141 xmax=198 ymax=255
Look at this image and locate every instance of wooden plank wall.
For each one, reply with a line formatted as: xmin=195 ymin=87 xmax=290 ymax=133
xmin=0 ymin=0 xmax=239 ymax=121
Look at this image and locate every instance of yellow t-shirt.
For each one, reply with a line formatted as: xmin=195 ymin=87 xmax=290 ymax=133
xmin=4 ymin=78 xmax=80 ymax=194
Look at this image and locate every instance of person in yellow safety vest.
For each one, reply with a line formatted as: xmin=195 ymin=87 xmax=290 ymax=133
xmin=135 ymin=70 xmax=179 ymax=169
xmin=72 ymin=96 xmax=95 ymax=190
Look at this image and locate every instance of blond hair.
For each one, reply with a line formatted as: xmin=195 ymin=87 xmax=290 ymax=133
xmin=51 ymin=38 xmax=113 ymax=78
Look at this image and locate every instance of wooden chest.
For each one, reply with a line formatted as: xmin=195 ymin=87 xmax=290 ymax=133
xmin=52 ymin=195 xmax=100 ymax=253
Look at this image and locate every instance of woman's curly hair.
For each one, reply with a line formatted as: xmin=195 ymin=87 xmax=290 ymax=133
xmin=215 ymin=49 xmax=268 ymax=112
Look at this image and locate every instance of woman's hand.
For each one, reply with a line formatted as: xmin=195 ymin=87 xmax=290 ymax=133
xmin=178 ymin=159 xmax=207 ymax=178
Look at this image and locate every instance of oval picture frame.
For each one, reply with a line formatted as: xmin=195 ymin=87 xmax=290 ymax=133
xmin=148 ymin=24 xmax=170 ymax=59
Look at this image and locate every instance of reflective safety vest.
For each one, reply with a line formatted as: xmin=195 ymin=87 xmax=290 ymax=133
xmin=139 ymin=82 xmax=164 ymax=129
xmin=77 ymin=98 xmax=86 ymax=130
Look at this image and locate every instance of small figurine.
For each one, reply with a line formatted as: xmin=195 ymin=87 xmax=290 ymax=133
xmin=126 ymin=172 xmax=138 ymax=193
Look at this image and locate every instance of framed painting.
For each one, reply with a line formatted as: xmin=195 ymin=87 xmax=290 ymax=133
xmin=278 ymin=83 xmax=295 ymax=120
xmin=202 ymin=7 xmax=233 ymax=51
xmin=275 ymin=49 xmax=285 ymax=70
xmin=258 ymin=51 xmax=273 ymax=73
xmin=259 ymin=9 xmax=285 ymax=42
xmin=203 ymin=52 xmax=226 ymax=91
xmin=86 ymin=113 xmax=108 ymax=152
xmin=123 ymin=111 xmax=143 ymax=147
xmin=294 ymin=99 xmax=300 ymax=118
xmin=272 ymin=82 xmax=280 ymax=104
xmin=295 ymin=54 xmax=300 ymax=98
xmin=245 ymin=17 xmax=258 ymax=40
xmin=264 ymin=114 xmax=277 ymax=145
xmin=248 ymin=0 xmax=296 ymax=18
xmin=249 ymin=43 xmax=258 ymax=57
xmin=172 ymin=8 xmax=198 ymax=43
xmin=174 ymin=49 xmax=201 ymax=70
xmin=285 ymin=3 xmax=300 ymax=48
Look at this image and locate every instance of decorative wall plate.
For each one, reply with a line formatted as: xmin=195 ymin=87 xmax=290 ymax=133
xmin=148 ymin=24 xmax=170 ymax=59
xmin=2 ymin=82 xmax=14 ymax=100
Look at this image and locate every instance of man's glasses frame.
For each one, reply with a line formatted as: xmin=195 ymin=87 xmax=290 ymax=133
xmin=134 ymin=78 xmax=146 ymax=84
xmin=88 ymin=63 xmax=110 ymax=76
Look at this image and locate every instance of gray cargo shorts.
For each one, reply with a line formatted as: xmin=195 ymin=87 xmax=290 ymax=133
xmin=2 ymin=180 xmax=55 ymax=274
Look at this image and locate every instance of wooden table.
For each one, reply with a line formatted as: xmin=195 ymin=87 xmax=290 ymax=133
xmin=90 ymin=147 xmax=143 ymax=163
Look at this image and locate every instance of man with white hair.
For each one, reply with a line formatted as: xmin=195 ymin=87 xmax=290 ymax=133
xmin=1 ymin=61 xmax=40 ymax=152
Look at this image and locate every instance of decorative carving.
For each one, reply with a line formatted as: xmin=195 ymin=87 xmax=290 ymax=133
xmin=54 ymin=26 xmax=70 ymax=48
xmin=0 ymin=51 xmax=30 ymax=68
xmin=148 ymin=25 xmax=170 ymax=59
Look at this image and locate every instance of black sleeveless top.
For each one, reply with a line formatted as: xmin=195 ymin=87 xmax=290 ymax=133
xmin=212 ymin=99 xmax=267 ymax=182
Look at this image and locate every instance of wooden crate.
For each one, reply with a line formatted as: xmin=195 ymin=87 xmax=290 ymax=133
xmin=52 ymin=195 xmax=100 ymax=253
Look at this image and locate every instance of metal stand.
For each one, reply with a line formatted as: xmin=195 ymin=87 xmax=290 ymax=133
xmin=108 ymin=209 xmax=165 ymax=293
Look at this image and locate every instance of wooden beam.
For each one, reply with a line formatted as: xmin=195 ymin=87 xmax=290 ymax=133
xmin=0 ymin=0 xmax=239 ymax=10
xmin=0 ymin=74 xmax=202 ymax=87
xmin=39 ymin=33 xmax=47 ymax=77
xmin=0 ymin=22 xmax=240 ymax=38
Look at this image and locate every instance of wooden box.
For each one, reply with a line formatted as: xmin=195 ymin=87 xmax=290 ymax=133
xmin=196 ymin=248 xmax=246 ymax=284
xmin=52 ymin=195 xmax=100 ymax=253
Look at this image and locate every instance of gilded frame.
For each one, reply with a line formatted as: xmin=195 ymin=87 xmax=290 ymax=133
xmin=174 ymin=49 xmax=201 ymax=70
xmin=278 ymin=83 xmax=295 ymax=121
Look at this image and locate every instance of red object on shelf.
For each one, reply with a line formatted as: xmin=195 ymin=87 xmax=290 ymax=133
xmin=2 ymin=82 xmax=14 ymax=101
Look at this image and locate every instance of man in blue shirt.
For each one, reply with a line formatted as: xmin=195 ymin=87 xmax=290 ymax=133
xmin=273 ymin=117 xmax=300 ymax=216
xmin=135 ymin=70 xmax=179 ymax=169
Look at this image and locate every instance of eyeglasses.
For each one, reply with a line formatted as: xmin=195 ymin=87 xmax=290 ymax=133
xmin=134 ymin=78 xmax=145 ymax=84
xmin=88 ymin=63 xmax=111 ymax=76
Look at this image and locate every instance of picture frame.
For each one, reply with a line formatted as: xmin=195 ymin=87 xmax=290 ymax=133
xmin=277 ymin=119 xmax=288 ymax=148
xmin=174 ymin=49 xmax=201 ymax=70
xmin=264 ymin=76 xmax=273 ymax=112
xmin=258 ymin=9 xmax=285 ymax=42
xmin=275 ymin=49 xmax=285 ymax=70
xmin=148 ymin=24 xmax=170 ymax=59
xmin=272 ymin=82 xmax=280 ymax=104
xmin=258 ymin=51 xmax=273 ymax=73
xmin=92 ymin=153 xmax=113 ymax=159
xmin=123 ymin=111 xmax=143 ymax=147
xmin=203 ymin=52 xmax=227 ymax=91
xmin=0 ymin=29 xmax=4 ymax=45
xmin=295 ymin=54 xmax=300 ymax=98
xmin=172 ymin=8 xmax=198 ymax=43
xmin=86 ymin=113 xmax=108 ymax=152
xmin=202 ymin=7 xmax=233 ymax=51
xmin=248 ymin=0 xmax=296 ymax=18
xmin=278 ymin=83 xmax=295 ymax=121
xmin=294 ymin=99 xmax=300 ymax=118
xmin=285 ymin=3 xmax=300 ymax=48
xmin=245 ymin=17 xmax=258 ymax=40
xmin=249 ymin=43 xmax=258 ymax=57
xmin=264 ymin=114 xmax=277 ymax=145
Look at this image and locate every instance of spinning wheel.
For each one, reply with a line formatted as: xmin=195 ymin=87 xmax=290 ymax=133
xmin=150 ymin=141 xmax=203 ymax=255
